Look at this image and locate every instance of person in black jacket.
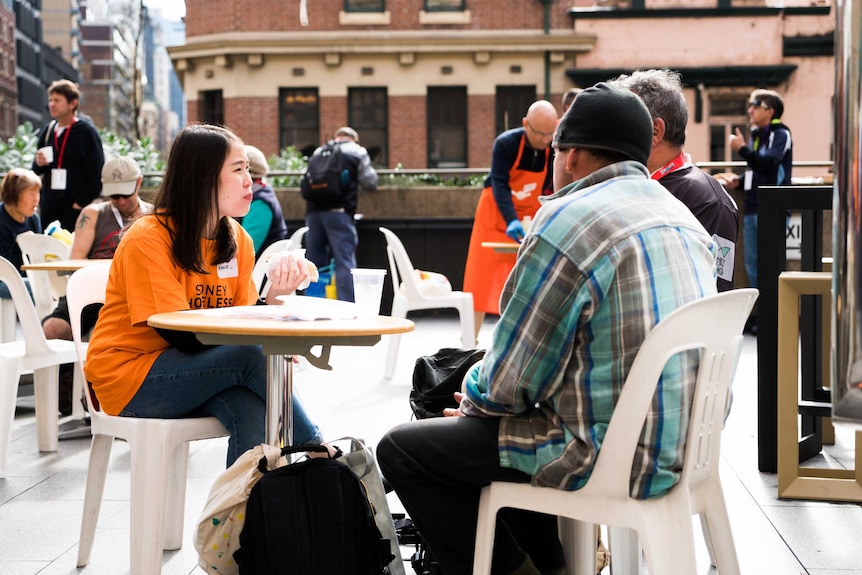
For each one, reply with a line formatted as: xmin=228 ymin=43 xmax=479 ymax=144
xmin=32 ymin=80 xmax=105 ymax=231
xmin=728 ymin=88 xmax=792 ymax=289
xmin=612 ymin=68 xmax=740 ymax=292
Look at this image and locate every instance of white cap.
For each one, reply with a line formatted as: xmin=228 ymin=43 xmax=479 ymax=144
xmin=100 ymin=156 xmax=141 ymax=197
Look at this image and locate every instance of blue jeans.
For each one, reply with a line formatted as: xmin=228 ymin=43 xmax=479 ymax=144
xmin=743 ymin=213 xmax=757 ymax=288
xmin=377 ymin=416 xmax=564 ymax=575
xmin=305 ymin=210 xmax=358 ymax=302
xmin=122 ymin=345 xmax=321 ymax=467
xmin=0 ymin=277 xmax=33 ymax=300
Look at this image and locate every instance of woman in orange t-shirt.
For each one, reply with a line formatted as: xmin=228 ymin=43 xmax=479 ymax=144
xmin=85 ymin=124 xmax=321 ymax=466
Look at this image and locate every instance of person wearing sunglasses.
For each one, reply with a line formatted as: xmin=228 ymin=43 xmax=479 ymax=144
xmin=728 ymin=89 xmax=793 ymax=296
xmin=463 ymin=100 xmax=557 ymax=336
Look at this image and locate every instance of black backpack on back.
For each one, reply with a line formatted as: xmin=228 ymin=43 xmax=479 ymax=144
xmin=300 ymin=141 xmax=351 ymax=204
xmin=234 ymin=444 xmax=394 ymax=575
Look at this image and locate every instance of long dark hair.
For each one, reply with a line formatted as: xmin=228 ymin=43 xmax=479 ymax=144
xmin=152 ymin=123 xmax=239 ymax=274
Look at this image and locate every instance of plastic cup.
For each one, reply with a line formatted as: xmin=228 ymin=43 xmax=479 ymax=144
xmin=38 ymin=146 xmax=53 ymax=164
xmin=350 ymin=268 xmax=387 ymax=318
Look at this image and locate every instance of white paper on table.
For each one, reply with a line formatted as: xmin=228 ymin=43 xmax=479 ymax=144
xmin=181 ymin=297 xmax=358 ymax=321
xmin=276 ymin=295 xmax=358 ymax=320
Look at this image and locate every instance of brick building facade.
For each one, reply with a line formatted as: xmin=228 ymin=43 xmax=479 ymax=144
xmin=0 ymin=2 xmax=15 ymax=140
xmin=170 ymin=1 xmax=834 ymax=174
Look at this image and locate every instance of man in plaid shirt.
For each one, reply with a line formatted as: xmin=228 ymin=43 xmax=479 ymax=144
xmin=378 ymin=83 xmax=718 ymax=575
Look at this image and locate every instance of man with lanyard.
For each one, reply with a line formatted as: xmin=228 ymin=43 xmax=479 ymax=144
xmin=612 ymin=69 xmax=738 ymax=292
xmin=463 ymin=100 xmax=557 ymax=335
xmin=728 ymin=88 xmax=792 ymax=290
xmin=32 ymin=79 xmax=105 ymax=232
xmin=42 ymin=156 xmax=152 ymax=414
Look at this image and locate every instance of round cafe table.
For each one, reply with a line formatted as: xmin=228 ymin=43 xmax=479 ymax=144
xmin=148 ymin=305 xmax=414 ymax=447
xmin=21 ymin=258 xmax=113 ymax=273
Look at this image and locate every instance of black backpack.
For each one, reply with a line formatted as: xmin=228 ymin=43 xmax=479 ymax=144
xmin=234 ymin=444 xmax=395 ymax=575
xmin=410 ymin=347 xmax=486 ymax=419
xmin=300 ymin=141 xmax=351 ymax=203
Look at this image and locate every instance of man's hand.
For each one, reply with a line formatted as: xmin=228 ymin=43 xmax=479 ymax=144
xmin=506 ymin=220 xmax=525 ymax=243
xmin=728 ymin=128 xmax=746 ymax=153
xmin=443 ymin=392 xmax=465 ymax=417
xmin=34 ymin=148 xmax=51 ymax=167
xmin=713 ymin=172 xmax=740 ymax=189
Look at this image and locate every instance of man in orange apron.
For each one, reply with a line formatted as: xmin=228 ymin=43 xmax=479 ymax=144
xmin=463 ymin=100 xmax=557 ymax=335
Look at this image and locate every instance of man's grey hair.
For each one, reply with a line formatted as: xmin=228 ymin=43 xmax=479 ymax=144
xmin=611 ymin=69 xmax=688 ymax=148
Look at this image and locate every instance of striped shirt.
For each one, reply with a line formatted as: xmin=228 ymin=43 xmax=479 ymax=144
xmin=461 ymin=161 xmax=718 ymax=499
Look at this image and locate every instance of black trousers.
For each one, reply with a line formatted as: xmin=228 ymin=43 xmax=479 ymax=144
xmin=376 ymin=416 xmax=564 ymax=575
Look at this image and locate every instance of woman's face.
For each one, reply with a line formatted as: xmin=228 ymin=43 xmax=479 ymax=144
xmin=217 ymin=141 xmax=253 ymax=219
xmin=15 ymin=185 xmax=40 ymax=217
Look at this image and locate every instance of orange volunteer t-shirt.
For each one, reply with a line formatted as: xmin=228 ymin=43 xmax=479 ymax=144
xmin=84 ymin=214 xmax=257 ymax=415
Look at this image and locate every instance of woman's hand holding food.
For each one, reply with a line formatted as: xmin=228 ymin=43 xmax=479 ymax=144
xmin=264 ymin=251 xmax=319 ymax=304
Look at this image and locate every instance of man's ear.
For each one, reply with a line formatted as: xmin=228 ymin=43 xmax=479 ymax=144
xmin=652 ymin=118 xmax=666 ymax=147
xmin=565 ymin=147 xmax=578 ymax=174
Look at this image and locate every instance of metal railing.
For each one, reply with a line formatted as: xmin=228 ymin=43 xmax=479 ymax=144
xmin=138 ymin=161 xmax=833 ymax=180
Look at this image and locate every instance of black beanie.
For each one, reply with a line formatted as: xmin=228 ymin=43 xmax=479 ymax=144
xmin=553 ymin=82 xmax=653 ymax=166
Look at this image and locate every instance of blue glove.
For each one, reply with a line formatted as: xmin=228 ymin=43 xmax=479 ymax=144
xmin=505 ymin=220 xmax=525 ymax=243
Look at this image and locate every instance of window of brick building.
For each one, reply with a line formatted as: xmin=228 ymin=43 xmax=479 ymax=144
xmin=348 ymin=87 xmax=388 ymax=166
xmin=427 ymin=86 xmax=467 ymax=168
xmin=708 ymin=95 xmax=748 ymax=168
xmin=495 ymin=85 xmax=536 ymax=136
xmin=425 ymin=0 xmax=465 ymax=11
xmin=345 ymin=0 xmax=385 ymax=11
xmin=279 ymin=87 xmax=319 ymax=158
xmin=201 ymin=90 xmax=224 ymax=126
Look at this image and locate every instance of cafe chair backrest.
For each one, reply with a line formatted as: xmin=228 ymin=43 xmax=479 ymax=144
xmin=0 ymin=255 xmax=82 ymax=461
xmin=66 ymin=262 xmax=110 ymax=414
xmin=0 ymin=255 xmax=54 ymax=355
xmin=471 ymin=289 xmax=759 ymax=575
xmin=378 ymin=227 xmax=477 ymax=379
xmin=16 ymin=231 xmax=70 ymax=319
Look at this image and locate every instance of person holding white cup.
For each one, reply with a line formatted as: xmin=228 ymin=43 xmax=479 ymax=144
xmin=31 ymin=79 xmax=104 ymax=231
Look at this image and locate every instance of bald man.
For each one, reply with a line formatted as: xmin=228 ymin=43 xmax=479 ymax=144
xmin=464 ymin=100 xmax=557 ymax=334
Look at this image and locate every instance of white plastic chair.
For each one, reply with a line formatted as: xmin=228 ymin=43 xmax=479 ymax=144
xmin=472 ymin=289 xmax=759 ymax=575
xmin=16 ymin=231 xmax=70 ymax=320
xmin=379 ymin=227 xmax=476 ymax=378
xmin=0 ymin=293 xmax=15 ymax=343
xmin=0 ymin=256 xmax=83 ymax=475
xmin=251 ymin=226 xmax=308 ymax=297
xmin=66 ymin=263 xmax=229 ymax=575
xmin=0 ymin=353 xmax=21 ymax=476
